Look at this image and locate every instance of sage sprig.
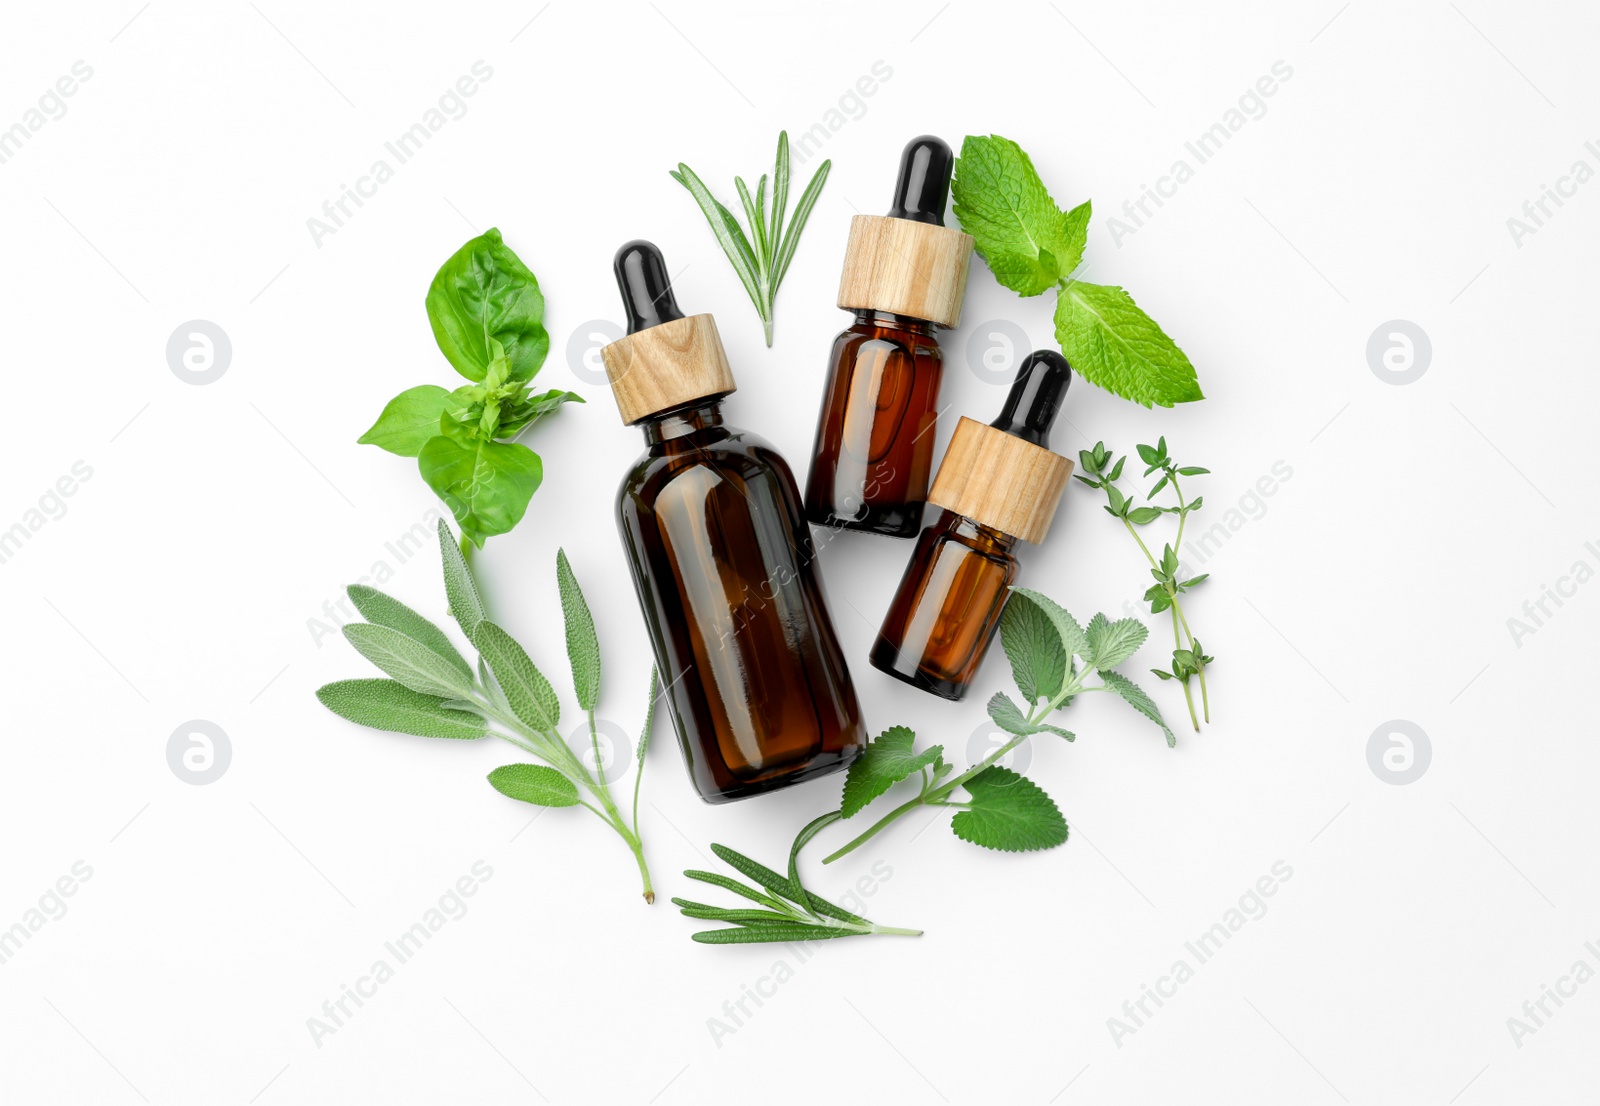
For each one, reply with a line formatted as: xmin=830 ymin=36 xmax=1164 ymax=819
xmin=671 ymin=131 xmax=830 ymax=346
xmin=1076 ymin=438 xmax=1214 ymax=730
xmin=676 ymin=814 xmax=921 ymax=944
xmin=316 ymin=519 xmax=659 ymax=902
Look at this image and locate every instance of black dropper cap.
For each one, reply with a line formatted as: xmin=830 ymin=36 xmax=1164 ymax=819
xmin=886 ymin=136 xmax=954 ymax=227
xmin=613 ymin=239 xmax=686 ymax=334
xmin=990 ymin=350 xmax=1072 ymax=448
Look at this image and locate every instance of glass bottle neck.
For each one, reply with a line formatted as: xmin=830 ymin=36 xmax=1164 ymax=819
xmin=935 ymin=509 xmax=1017 ymax=554
xmin=851 ymin=308 xmax=937 ymax=335
xmin=639 ymin=398 xmax=727 ymax=447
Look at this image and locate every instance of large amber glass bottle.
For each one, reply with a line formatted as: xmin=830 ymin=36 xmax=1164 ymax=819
xmin=603 ymin=241 xmax=866 ymax=803
xmin=804 ymin=136 xmax=973 ymax=538
xmin=871 ymin=350 xmax=1075 ymax=701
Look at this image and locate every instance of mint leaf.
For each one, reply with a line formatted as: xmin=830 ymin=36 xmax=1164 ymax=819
xmin=986 ymin=692 xmax=1040 ymax=738
xmin=951 ymin=766 xmax=1069 ymax=852
xmin=487 ymin=763 xmax=579 ymax=807
xmin=342 ymin=622 xmax=477 ymax=699
xmin=1054 ymin=281 xmax=1203 ymax=408
xmin=437 ymin=519 xmax=485 ymax=638
xmin=357 ymin=385 xmax=452 ymax=456
xmin=346 ymin=584 xmax=473 ymax=685
xmin=1009 ymin=587 xmax=1090 ymax=664
xmin=841 ymin=725 xmax=943 ymax=818
xmin=1100 ymin=669 xmax=1176 ymax=747
xmin=418 ymin=434 xmax=543 ymax=548
xmin=317 ymin=678 xmax=486 ymax=740
xmin=1085 ymin=613 xmax=1149 ymax=671
xmin=951 ymin=134 xmax=1088 ymax=297
xmin=555 ymin=549 xmax=601 ymax=711
xmin=471 ymin=620 xmax=561 ymax=732
xmin=426 ymin=227 xmax=549 ymax=383
xmin=1000 ymin=590 xmax=1067 ymax=703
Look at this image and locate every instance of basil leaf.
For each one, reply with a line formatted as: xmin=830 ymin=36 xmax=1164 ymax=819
xmin=425 ymin=227 xmax=549 ymax=383
xmin=357 ymin=385 xmax=452 ymax=457
xmin=418 ymin=435 xmax=543 ymax=547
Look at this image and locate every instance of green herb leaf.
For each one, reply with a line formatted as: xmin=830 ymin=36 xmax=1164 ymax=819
xmin=1054 ymin=280 xmax=1203 ymax=408
xmin=683 ymin=869 xmax=787 ymax=911
xmin=346 ymin=584 xmax=473 ymax=685
xmin=1127 ymin=506 xmax=1163 ymax=525
xmin=986 ymin=692 xmax=1041 ymax=737
xmin=357 ymin=385 xmax=453 ymax=456
xmin=789 ymin=810 xmax=843 ymax=908
xmin=771 ymin=155 xmax=830 ymax=290
xmin=487 ymin=763 xmax=579 ymax=807
xmin=497 ymin=388 xmax=583 ymax=438
xmin=672 ymin=900 xmax=795 ymax=925
xmin=708 ymin=843 xmax=801 ymax=902
xmin=950 ymin=766 xmax=1069 ymax=852
xmin=1000 ymin=590 xmax=1067 ymax=703
xmin=671 ymin=163 xmax=763 ymax=314
xmin=1009 ymin=587 xmax=1090 ymax=664
xmin=1099 ymin=669 xmax=1176 ymax=747
xmin=555 ymin=549 xmax=601 ymax=712
xmin=951 ymin=134 xmax=1088 ymax=297
xmin=690 ymin=925 xmax=853 ymax=945
xmin=342 ymin=622 xmax=477 ymax=699
xmin=426 ymin=227 xmax=549 ymax=383
xmin=1035 ymin=722 xmax=1075 ymax=741
xmin=418 ymin=435 xmax=543 ymax=547
xmin=1085 ymin=613 xmax=1149 ymax=670
xmin=841 ymin=725 xmax=944 ymax=818
xmin=437 ymin=519 xmax=486 ymax=637
xmin=471 ymin=620 xmax=561 ymax=732
xmin=316 ymin=678 xmax=486 ymax=740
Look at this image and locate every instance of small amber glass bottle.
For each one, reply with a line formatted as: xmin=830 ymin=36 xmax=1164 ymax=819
xmin=602 ymin=241 xmax=867 ymax=803
xmin=870 ymin=350 xmax=1074 ymax=700
xmin=804 ymin=136 xmax=974 ymax=538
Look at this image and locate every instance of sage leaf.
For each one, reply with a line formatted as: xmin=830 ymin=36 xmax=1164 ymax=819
xmin=1085 ymin=613 xmax=1149 ymax=671
xmin=472 ymin=620 xmax=560 ymax=733
xmin=437 ymin=518 xmax=486 ymax=637
xmin=418 ymin=434 xmax=543 ymax=548
xmin=840 ymin=726 xmax=944 ymax=819
xmin=556 ymin=549 xmax=600 ymax=712
xmin=950 ymin=765 xmax=1069 ymax=852
xmin=357 ymin=385 xmax=452 ymax=457
xmin=487 ymin=763 xmax=579 ymax=807
xmin=343 ymin=623 xmax=476 ymax=699
xmin=317 ymin=678 xmax=486 ymax=740
xmin=1000 ymin=590 xmax=1067 ymax=703
xmin=1100 ymin=669 xmax=1176 ymax=747
xmin=1010 ymin=587 xmax=1090 ymax=664
xmin=346 ymin=584 xmax=472 ymax=685
xmin=426 ymin=227 xmax=549 ymax=383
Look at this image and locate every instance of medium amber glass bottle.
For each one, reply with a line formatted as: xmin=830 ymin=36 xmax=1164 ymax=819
xmin=871 ymin=350 xmax=1074 ymax=700
xmin=804 ymin=136 xmax=974 ymax=538
xmin=602 ymin=241 xmax=867 ymax=803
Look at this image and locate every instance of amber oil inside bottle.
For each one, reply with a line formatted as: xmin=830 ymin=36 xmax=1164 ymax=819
xmin=804 ymin=309 xmax=942 ymax=538
xmin=869 ymin=510 xmax=1020 ymax=700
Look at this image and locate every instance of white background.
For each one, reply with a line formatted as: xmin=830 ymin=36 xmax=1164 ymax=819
xmin=1 ymin=1 xmax=1595 ymax=1102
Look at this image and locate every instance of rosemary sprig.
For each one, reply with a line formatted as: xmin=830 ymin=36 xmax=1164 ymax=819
xmin=670 ymin=130 xmax=831 ymax=346
xmin=677 ymin=814 xmax=921 ymax=944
